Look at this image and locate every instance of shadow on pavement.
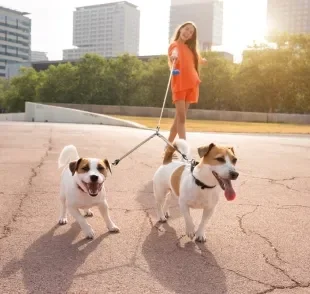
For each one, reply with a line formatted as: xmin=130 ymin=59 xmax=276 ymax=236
xmin=141 ymin=221 xmax=227 ymax=294
xmin=0 ymin=222 xmax=108 ymax=293
xmin=137 ymin=181 xmax=227 ymax=294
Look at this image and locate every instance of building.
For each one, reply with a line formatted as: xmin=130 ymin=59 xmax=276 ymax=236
xmin=31 ymin=51 xmax=48 ymax=62
xmin=0 ymin=6 xmax=31 ymax=78
xmin=169 ymin=0 xmax=223 ymax=51
xmin=63 ymin=1 xmax=140 ymax=60
xmin=267 ymin=0 xmax=310 ymax=37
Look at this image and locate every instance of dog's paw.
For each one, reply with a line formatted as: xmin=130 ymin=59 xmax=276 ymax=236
xmin=58 ymin=218 xmax=68 ymax=225
xmin=158 ymin=216 xmax=167 ymax=223
xmin=84 ymin=226 xmax=95 ymax=239
xmin=84 ymin=210 xmax=94 ymax=217
xmin=195 ymin=233 xmax=207 ymax=243
xmin=108 ymin=224 xmax=120 ymax=233
xmin=186 ymin=225 xmax=196 ymax=240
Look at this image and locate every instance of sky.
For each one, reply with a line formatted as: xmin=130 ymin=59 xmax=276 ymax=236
xmin=1 ymin=0 xmax=268 ymax=62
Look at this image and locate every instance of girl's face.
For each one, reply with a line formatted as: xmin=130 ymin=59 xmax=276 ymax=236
xmin=179 ymin=24 xmax=195 ymax=42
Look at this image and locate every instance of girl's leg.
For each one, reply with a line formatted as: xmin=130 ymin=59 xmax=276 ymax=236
xmin=167 ymin=101 xmax=190 ymax=143
xmin=175 ymin=100 xmax=190 ymax=140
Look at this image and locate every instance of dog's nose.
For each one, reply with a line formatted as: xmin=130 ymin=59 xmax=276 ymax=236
xmin=229 ymin=171 xmax=239 ymax=180
xmin=90 ymin=175 xmax=99 ymax=182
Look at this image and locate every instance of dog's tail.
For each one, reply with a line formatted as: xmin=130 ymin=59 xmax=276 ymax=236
xmin=163 ymin=139 xmax=190 ymax=165
xmin=58 ymin=145 xmax=80 ymax=169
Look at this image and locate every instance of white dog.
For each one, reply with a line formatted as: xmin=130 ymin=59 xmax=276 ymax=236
xmin=153 ymin=139 xmax=238 ymax=242
xmin=57 ymin=145 xmax=119 ymax=239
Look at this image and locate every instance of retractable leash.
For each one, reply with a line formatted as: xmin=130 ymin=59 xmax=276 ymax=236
xmin=111 ymin=51 xmax=189 ymax=167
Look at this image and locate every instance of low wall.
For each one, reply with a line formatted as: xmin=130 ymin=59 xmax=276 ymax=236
xmin=48 ymin=103 xmax=310 ymax=125
xmin=24 ymin=102 xmax=147 ymax=129
xmin=0 ymin=112 xmax=25 ymax=121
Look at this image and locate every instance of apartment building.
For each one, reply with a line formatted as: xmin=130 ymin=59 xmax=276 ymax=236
xmin=169 ymin=0 xmax=223 ymax=51
xmin=0 ymin=6 xmax=31 ymax=78
xmin=267 ymin=0 xmax=310 ymax=36
xmin=63 ymin=1 xmax=140 ymax=60
xmin=31 ymin=50 xmax=48 ymax=61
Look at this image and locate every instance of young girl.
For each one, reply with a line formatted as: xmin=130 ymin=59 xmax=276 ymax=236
xmin=165 ymin=21 xmax=206 ymax=156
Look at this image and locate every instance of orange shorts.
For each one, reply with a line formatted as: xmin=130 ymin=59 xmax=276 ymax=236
xmin=172 ymin=87 xmax=199 ymax=104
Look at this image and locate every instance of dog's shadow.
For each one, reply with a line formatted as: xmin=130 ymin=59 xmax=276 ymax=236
xmin=0 ymin=223 xmax=108 ymax=293
xmin=137 ymin=181 xmax=227 ymax=294
xmin=142 ymin=221 xmax=227 ymax=294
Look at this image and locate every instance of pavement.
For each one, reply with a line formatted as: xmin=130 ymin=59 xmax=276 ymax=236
xmin=0 ymin=121 xmax=309 ymax=294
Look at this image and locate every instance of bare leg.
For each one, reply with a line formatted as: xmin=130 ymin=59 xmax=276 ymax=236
xmin=167 ymin=101 xmax=190 ymax=144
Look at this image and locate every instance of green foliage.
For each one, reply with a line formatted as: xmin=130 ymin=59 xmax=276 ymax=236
xmin=2 ymin=33 xmax=310 ymax=114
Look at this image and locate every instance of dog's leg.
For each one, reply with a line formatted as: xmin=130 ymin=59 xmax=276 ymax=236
xmin=195 ymin=207 xmax=215 ymax=243
xmin=84 ymin=209 xmax=94 ymax=217
xmin=58 ymin=193 xmax=68 ymax=225
xmin=153 ymin=184 xmax=168 ymax=223
xmin=98 ymin=200 xmax=120 ymax=233
xmin=163 ymin=192 xmax=171 ymax=219
xmin=179 ymin=202 xmax=195 ymax=239
xmin=68 ymin=207 xmax=95 ymax=239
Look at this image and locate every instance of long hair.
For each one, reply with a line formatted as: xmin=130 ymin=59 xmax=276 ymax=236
xmin=170 ymin=21 xmax=201 ymax=73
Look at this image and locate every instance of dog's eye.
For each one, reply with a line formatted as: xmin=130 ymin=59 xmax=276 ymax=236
xmin=97 ymin=165 xmax=105 ymax=171
xmin=216 ymin=157 xmax=225 ymax=163
xmin=232 ymin=158 xmax=237 ymax=164
xmin=82 ymin=166 xmax=89 ymax=171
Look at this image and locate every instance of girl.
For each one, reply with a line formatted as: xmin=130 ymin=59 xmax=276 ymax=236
xmin=164 ymin=21 xmax=207 ymax=156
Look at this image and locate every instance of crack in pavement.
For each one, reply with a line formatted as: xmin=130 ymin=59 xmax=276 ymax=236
xmin=0 ymin=130 xmax=53 ymax=241
xmin=235 ymin=205 xmax=310 ymax=292
xmin=143 ymin=205 xmax=308 ymax=292
xmin=240 ymin=174 xmax=309 ymax=193
xmin=237 ymin=206 xmax=287 ymax=264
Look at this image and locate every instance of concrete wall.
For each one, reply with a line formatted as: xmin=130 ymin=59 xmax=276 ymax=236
xmin=48 ymin=103 xmax=310 ymax=125
xmin=23 ymin=102 xmax=147 ymax=129
xmin=0 ymin=112 xmax=25 ymax=121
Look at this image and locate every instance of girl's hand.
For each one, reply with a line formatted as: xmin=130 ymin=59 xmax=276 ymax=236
xmin=171 ymin=48 xmax=178 ymax=61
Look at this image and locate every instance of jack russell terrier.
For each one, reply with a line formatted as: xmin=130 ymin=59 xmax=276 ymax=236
xmin=153 ymin=139 xmax=239 ymax=242
xmin=57 ymin=145 xmax=119 ymax=239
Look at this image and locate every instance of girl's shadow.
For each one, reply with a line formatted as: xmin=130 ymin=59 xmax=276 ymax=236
xmin=0 ymin=223 xmax=109 ymax=293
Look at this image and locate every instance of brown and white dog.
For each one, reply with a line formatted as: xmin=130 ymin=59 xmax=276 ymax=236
xmin=57 ymin=145 xmax=119 ymax=239
xmin=152 ymin=139 xmax=238 ymax=242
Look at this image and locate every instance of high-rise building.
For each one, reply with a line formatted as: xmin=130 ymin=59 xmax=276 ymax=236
xmin=63 ymin=1 xmax=140 ymax=60
xmin=267 ymin=0 xmax=310 ymax=37
xmin=31 ymin=51 xmax=48 ymax=62
xmin=0 ymin=6 xmax=31 ymax=78
xmin=169 ymin=0 xmax=223 ymax=51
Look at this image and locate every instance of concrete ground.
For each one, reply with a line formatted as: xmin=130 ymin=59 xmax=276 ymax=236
xmin=0 ymin=122 xmax=309 ymax=294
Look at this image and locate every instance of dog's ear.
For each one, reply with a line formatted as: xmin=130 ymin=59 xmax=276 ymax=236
xmin=103 ymin=159 xmax=112 ymax=175
xmin=198 ymin=143 xmax=215 ymax=158
xmin=228 ymin=147 xmax=235 ymax=155
xmin=69 ymin=158 xmax=82 ymax=176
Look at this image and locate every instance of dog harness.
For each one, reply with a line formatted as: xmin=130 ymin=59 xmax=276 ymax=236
xmin=190 ymin=160 xmax=216 ymax=190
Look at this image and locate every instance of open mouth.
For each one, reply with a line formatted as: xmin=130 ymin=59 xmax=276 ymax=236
xmin=212 ymin=171 xmax=236 ymax=201
xmin=82 ymin=181 xmax=103 ymax=197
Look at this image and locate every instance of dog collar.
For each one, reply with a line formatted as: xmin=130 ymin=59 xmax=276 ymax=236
xmin=190 ymin=160 xmax=216 ymax=190
xmin=77 ymin=184 xmax=87 ymax=193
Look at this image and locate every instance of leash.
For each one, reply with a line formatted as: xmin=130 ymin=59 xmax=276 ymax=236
xmin=111 ymin=58 xmax=190 ymax=167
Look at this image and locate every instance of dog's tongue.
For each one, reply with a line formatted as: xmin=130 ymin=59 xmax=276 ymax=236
xmin=223 ymin=179 xmax=236 ymax=201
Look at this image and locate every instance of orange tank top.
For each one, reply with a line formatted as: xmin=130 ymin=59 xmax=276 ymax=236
xmin=168 ymin=41 xmax=201 ymax=93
